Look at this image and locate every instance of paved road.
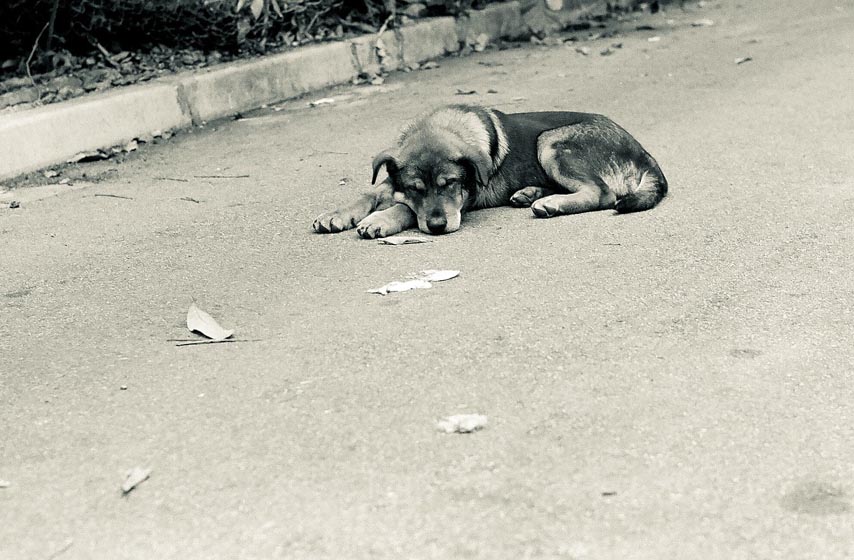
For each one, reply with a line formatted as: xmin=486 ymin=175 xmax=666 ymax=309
xmin=2 ymin=0 xmax=853 ymax=558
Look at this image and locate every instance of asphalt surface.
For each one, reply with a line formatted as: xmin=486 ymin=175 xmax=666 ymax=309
xmin=2 ymin=0 xmax=854 ymax=558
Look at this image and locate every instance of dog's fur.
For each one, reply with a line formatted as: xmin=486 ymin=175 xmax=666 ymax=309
xmin=312 ymin=104 xmax=667 ymax=237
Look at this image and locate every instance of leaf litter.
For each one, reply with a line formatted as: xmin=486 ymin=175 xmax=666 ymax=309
xmin=368 ymin=270 xmax=459 ymax=295
xmin=186 ymin=303 xmax=234 ymax=341
xmin=377 ymin=236 xmax=432 ymax=245
xmin=436 ymin=414 xmax=488 ymax=434
xmin=121 ymin=466 xmax=151 ymax=494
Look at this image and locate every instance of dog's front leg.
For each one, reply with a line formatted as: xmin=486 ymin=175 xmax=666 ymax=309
xmin=312 ymin=181 xmax=395 ymax=234
xmin=356 ymin=203 xmax=416 ymax=239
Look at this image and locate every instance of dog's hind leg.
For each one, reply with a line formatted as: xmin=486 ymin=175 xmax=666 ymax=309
xmin=530 ymin=185 xmax=604 ymax=218
xmin=509 ymin=186 xmax=555 ymax=208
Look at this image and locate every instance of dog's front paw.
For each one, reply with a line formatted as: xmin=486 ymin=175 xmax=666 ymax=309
xmin=356 ymin=213 xmax=398 ymax=239
xmin=510 ymin=186 xmax=549 ymax=208
xmin=531 ymin=199 xmax=559 ymax=218
xmin=312 ymin=210 xmax=358 ymax=233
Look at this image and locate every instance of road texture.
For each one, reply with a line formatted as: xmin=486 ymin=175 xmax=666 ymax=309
xmin=2 ymin=0 xmax=853 ymax=558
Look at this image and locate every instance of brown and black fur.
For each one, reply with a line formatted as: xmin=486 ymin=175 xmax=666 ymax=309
xmin=312 ymin=104 xmax=667 ymax=238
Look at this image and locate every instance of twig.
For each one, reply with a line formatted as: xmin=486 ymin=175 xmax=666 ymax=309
xmin=174 ymin=339 xmax=258 ymax=347
xmin=193 ymin=174 xmax=250 ymax=179
xmin=154 ymin=177 xmax=189 ymax=182
xmin=180 ymin=197 xmax=202 ymax=203
xmin=46 ymin=539 xmax=74 ymax=560
xmin=46 ymin=0 xmax=60 ymax=50
xmin=94 ymin=193 xmax=134 ymax=200
xmin=94 ymin=41 xmax=121 ymax=69
xmin=26 ymin=21 xmax=51 ymax=89
xmin=376 ymin=14 xmax=394 ymax=37
xmin=309 ymin=147 xmax=349 ymax=155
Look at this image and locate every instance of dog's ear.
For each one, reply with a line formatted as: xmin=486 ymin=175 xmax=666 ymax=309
xmin=456 ymin=150 xmax=491 ymax=190
xmin=371 ymin=151 xmax=399 ymax=185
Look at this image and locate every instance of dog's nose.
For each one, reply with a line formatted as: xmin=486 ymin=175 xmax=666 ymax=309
xmin=426 ymin=216 xmax=447 ymax=234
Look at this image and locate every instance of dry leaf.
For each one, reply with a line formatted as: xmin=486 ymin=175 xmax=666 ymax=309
xmin=250 ymin=0 xmax=264 ymax=19
xmin=377 ymin=236 xmax=432 ymax=245
xmin=370 ymin=75 xmax=385 ymax=86
xmin=421 ymin=61 xmax=440 ymax=70
xmin=692 ymin=18 xmax=715 ymax=27
xmin=367 ymin=279 xmax=432 ymax=295
xmin=647 ymin=36 xmax=661 ymax=42
xmin=43 ymin=170 xmax=59 ymax=178
xmin=186 ymin=303 xmax=234 ymax=341
xmin=455 ymin=89 xmax=477 ymax=95
xmin=124 ymin=139 xmax=138 ymax=153
xmin=67 ymin=150 xmax=109 ymax=163
xmin=416 ymin=270 xmax=459 ymax=282
xmin=308 ymin=97 xmax=335 ymax=107
xmin=575 ymin=46 xmax=590 ymax=56
xmin=735 ymin=56 xmax=753 ymax=65
xmin=121 ymin=466 xmax=151 ymax=494
xmin=436 ymin=414 xmax=488 ymax=434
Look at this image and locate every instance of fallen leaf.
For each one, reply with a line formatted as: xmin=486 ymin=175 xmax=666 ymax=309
xmin=691 ymin=18 xmax=715 ymax=27
xmin=455 ymin=88 xmax=477 ymax=95
xmin=43 ymin=170 xmax=60 ymax=178
xmin=735 ymin=56 xmax=753 ymax=65
xmin=600 ymin=47 xmax=614 ymax=56
xmin=436 ymin=414 xmax=488 ymax=434
xmin=477 ymin=61 xmax=503 ymax=67
xmin=377 ymin=236 xmax=432 ymax=245
xmin=611 ymin=42 xmax=623 ymax=49
xmin=367 ymin=279 xmax=432 ymax=295
xmin=370 ymin=75 xmax=385 ymax=86
xmin=186 ymin=303 xmax=234 ymax=341
xmin=67 ymin=150 xmax=109 ymax=163
xmin=124 ymin=139 xmax=139 ymax=153
xmin=121 ymin=466 xmax=151 ymax=494
xmin=487 ymin=89 xmax=499 ymax=94
xmin=647 ymin=36 xmax=662 ymax=42
xmin=416 ymin=269 xmax=460 ymax=282
xmin=421 ymin=61 xmax=440 ymax=70
xmin=308 ymin=97 xmax=335 ymax=107
xmin=9 ymin=201 xmax=20 ymax=209
xmin=575 ymin=46 xmax=590 ymax=56
xmin=0 ymin=479 xmax=10 ymax=488
xmin=338 ymin=178 xmax=348 ymax=186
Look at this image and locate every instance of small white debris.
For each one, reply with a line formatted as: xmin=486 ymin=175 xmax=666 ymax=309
xmin=575 ymin=46 xmax=591 ymax=56
xmin=377 ymin=236 xmax=432 ymax=245
xmin=415 ymin=270 xmax=460 ymax=282
xmin=43 ymin=170 xmax=59 ymax=178
xmin=734 ymin=56 xmax=753 ymax=65
xmin=308 ymin=97 xmax=336 ymax=107
xmin=691 ymin=18 xmax=715 ymax=27
xmin=121 ymin=467 xmax=151 ymax=494
xmin=436 ymin=414 xmax=488 ymax=434
xmin=647 ymin=36 xmax=661 ymax=42
xmin=0 ymin=479 xmax=10 ymax=488
xmin=367 ymin=279 xmax=432 ymax=295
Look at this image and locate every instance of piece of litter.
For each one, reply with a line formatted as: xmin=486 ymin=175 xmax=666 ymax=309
xmin=308 ymin=97 xmax=335 ymax=107
xmin=124 ymin=139 xmax=139 ymax=153
xmin=370 ymin=75 xmax=385 ymax=86
xmin=455 ymin=89 xmax=477 ymax=95
xmin=0 ymin=480 xmax=10 ymax=488
xmin=121 ymin=466 xmax=151 ymax=494
xmin=735 ymin=56 xmax=753 ymax=65
xmin=415 ymin=269 xmax=460 ymax=282
xmin=8 ymin=201 xmax=20 ymax=209
xmin=338 ymin=178 xmax=348 ymax=186
xmin=421 ymin=61 xmax=440 ymax=70
xmin=377 ymin=236 xmax=432 ymax=245
xmin=58 ymin=178 xmax=71 ymax=185
xmin=691 ymin=18 xmax=715 ymax=27
xmin=67 ymin=150 xmax=109 ymax=163
xmin=647 ymin=36 xmax=661 ymax=42
xmin=487 ymin=88 xmax=498 ymax=94
xmin=575 ymin=46 xmax=590 ymax=56
xmin=43 ymin=170 xmax=59 ymax=178
xmin=120 ymin=385 xmax=128 ymax=390
xmin=186 ymin=303 xmax=234 ymax=341
xmin=436 ymin=414 xmax=488 ymax=434
xmin=367 ymin=279 xmax=432 ymax=295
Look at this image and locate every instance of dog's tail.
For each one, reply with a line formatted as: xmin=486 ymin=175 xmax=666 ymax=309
xmin=615 ymin=162 xmax=668 ymax=213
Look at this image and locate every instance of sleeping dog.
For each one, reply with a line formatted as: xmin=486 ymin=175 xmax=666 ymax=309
xmin=312 ymin=104 xmax=667 ymax=237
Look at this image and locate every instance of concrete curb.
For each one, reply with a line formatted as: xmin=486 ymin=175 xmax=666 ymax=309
xmin=0 ymin=0 xmax=606 ymax=181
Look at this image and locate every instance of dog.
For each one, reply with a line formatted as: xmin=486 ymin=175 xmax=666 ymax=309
xmin=312 ymin=104 xmax=667 ymax=238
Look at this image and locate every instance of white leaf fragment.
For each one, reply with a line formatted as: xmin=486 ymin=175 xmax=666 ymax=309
xmin=691 ymin=18 xmax=715 ymax=27
xmin=121 ymin=466 xmax=151 ymax=494
xmin=734 ymin=56 xmax=753 ymax=65
xmin=416 ymin=269 xmax=460 ymax=282
xmin=186 ymin=303 xmax=234 ymax=341
xmin=436 ymin=414 xmax=488 ymax=434
xmin=377 ymin=236 xmax=432 ymax=245
xmin=0 ymin=479 xmax=10 ymax=488
xmin=308 ymin=97 xmax=336 ymax=107
xmin=367 ymin=279 xmax=432 ymax=295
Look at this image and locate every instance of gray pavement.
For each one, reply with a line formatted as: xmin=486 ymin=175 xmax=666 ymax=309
xmin=2 ymin=0 xmax=854 ymax=558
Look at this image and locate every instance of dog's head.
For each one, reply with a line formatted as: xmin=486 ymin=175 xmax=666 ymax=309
xmin=372 ymin=128 xmax=492 ymax=235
